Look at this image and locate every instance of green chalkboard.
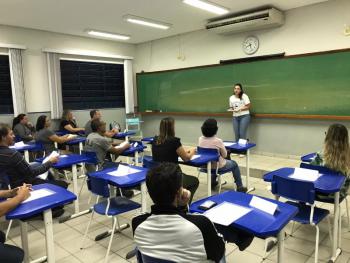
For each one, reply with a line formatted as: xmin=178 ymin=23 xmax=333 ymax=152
xmin=137 ymin=50 xmax=350 ymax=117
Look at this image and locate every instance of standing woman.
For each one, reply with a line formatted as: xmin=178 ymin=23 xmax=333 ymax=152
xmin=229 ymin=83 xmax=251 ymax=142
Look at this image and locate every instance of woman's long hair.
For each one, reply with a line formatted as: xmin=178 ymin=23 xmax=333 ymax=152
xmin=61 ymin=110 xmax=71 ymax=121
xmin=36 ymin=115 xmax=47 ymax=131
xmin=12 ymin=114 xmax=26 ymax=129
xmin=156 ymin=117 xmax=175 ymax=145
xmin=324 ymin=123 xmax=350 ymax=175
xmin=234 ymin=83 xmax=244 ymax=99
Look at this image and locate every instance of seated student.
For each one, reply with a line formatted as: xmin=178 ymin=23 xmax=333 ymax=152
xmin=84 ymin=109 xmax=118 ymax=138
xmin=35 ymin=115 xmax=74 ymax=155
xmin=0 ymin=123 xmax=68 ymax=190
xmin=84 ymin=119 xmax=130 ymax=168
xmin=152 ymin=117 xmax=199 ymax=203
xmin=0 ymin=183 xmax=31 ymax=263
xmin=60 ymin=109 xmax=85 ymax=134
xmin=132 ymin=163 xmax=226 ymax=263
xmin=199 ymin=119 xmax=247 ymax=192
xmin=12 ymin=113 xmax=35 ymax=143
xmin=310 ymin=123 xmax=350 ymax=200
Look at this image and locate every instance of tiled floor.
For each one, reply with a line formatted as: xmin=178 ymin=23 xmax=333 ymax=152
xmin=1 ymin=153 xmax=350 ymax=263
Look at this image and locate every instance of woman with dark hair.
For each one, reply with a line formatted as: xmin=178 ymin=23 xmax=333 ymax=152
xmin=199 ymin=118 xmax=247 ymax=192
xmin=35 ymin=115 xmax=73 ymax=154
xmin=12 ymin=114 xmax=35 ymax=142
xmin=229 ymin=83 xmax=251 ymax=142
xmin=151 ymin=117 xmax=199 ymax=203
xmin=60 ymin=109 xmax=85 ymax=134
xmin=311 ymin=123 xmax=350 ymax=200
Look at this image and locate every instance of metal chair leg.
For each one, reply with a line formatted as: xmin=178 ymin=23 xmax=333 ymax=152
xmin=314 ymin=225 xmax=320 ymax=263
xmin=104 ymin=217 xmax=118 ymax=263
xmin=81 ymin=210 xmax=95 ymax=249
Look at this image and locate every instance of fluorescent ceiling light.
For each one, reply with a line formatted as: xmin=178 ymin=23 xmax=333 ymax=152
xmin=124 ymin=15 xmax=171 ymax=30
xmin=183 ymin=0 xmax=229 ymax=15
xmin=86 ymin=30 xmax=130 ymax=40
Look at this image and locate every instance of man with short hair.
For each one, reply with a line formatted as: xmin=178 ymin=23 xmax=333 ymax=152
xmin=84 ymin=110 xmax=101 ymax=137
xmin=84 ymin=119 xmax=130 ymax=167
xmin=132 ymin=163 xmax=225 ymax=263
xmin=84 ymin=110 xmax=118 ymax=137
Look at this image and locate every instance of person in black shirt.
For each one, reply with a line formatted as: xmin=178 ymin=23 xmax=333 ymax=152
xmin=132 ymin=163 xmax=225 ymax=263
xmin=60 ymin=109 xmax=85 ymax=134
xmin=152 ymin=117 xmax=199 ymax=203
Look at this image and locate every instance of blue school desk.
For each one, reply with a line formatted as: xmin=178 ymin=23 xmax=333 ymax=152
xmin=190 ymin=191 xmax=298 ymax=263
xmin=120 ymin=143 xmax=147 ymax=166
xmin=10 ymin=142 xmax=44 ymax=162
xmin=178 ymin=152 xmax=219 ymax=197
xmin=224 ymin=141 xmax=256 ymax=193
xmin=88 ymin=164 xmax=148 ymax=240
xmin=263 ymin=167 xmax=346 ymax=262
xmin=89 ymin=164 xmax=148 ymax=212
xmin=113 ymin=131 xmax=136 ymax=140
xmin=141 ymin=136 xmax=154 ymax=144
xmin=65 ymin=136 xmax=86 ymax=154
xmin=55 ymin=130 xmax=85 ymax=136
xmin=6 ymin=184 xmax=76 ymax=263
xmin=301 ymin=152 xmax=317 ymax=163
xmin=36 ymin=153 xmax=94 ymax=220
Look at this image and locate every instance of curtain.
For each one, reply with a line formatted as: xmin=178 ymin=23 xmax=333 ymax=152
xmin=124 ymin=59 xmax=134 ymax=114
xmin=46 ymin=52 xmax=63 ymax=119
xmin=8 ymin=48 xmax=26 ymax=116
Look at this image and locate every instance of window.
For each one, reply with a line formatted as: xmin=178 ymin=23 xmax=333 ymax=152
xmin=0 ymin=55 xmax=14 ymax=114
xmin=60 ymin=60 xmax=125 ymax=110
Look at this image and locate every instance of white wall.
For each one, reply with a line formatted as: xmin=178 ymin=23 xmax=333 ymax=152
xmin=0 ymin=25 xmax=136 ymax=113
xmin=135 ymin=0 xmax=350 ymax=157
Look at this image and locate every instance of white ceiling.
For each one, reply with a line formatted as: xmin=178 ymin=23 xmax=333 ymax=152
xmin=0 ymin=0 xmax=328 ymax=44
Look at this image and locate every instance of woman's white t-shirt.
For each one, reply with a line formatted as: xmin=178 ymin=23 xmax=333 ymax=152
xmin=229 ymin=93 xmax=250 ymax=117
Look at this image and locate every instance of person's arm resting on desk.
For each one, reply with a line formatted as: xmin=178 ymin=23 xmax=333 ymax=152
xmin=177 ymin=146 xmax=196 ymax=162
xmin=0 ymin=184 xmax=31 ymax=217
xmin=109 ymin=141 xmax=130 ymax=155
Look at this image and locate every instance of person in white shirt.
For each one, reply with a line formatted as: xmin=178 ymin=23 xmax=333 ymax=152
xmin=229 ymin=83 xmax=251 ymax=142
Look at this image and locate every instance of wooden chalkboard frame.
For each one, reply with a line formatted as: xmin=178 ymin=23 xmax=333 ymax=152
xmin=136 ymin=47 xmax=350 ymax=120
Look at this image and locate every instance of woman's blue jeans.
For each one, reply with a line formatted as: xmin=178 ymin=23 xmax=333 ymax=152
xmin=232 ymin=114 xmax=251 ymax=142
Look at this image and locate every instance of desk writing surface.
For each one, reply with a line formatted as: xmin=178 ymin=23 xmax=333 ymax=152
xmin=263 ymin=167 xmax=346 ymax=194
xmin=89 ymin=165 xmax=148 ymax=188
xmin=137 ymin=49 xmax=350 ymax=117
xmin=190 ymin=191 xmax=298 ymax=237
xmin=6 ymin=184 xmax=76 ymax=219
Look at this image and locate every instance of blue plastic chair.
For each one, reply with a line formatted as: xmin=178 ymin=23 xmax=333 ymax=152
xmin=81 ymin=175 xmax=141 ymax=263
xmin=196 ymin=146 xmax=228 ymax=193
xmin=300 ymin=162 xmax=350 ymax=231
xmin=271 ymin=174 xmax=331 ymax=263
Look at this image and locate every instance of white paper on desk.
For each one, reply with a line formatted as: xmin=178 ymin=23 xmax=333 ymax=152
xmin=178 ymin=154 xmax=200 ymax=162
xmin=67 ymin=134 xmax=78 ymax=139
xmin=37 ymin=151 xmax=60 ymax=180
xmin=204 ymin=202 xmax=252 ymax=226
xmin=238 ymin=139 xmax=248 ymax=146
xmin=107 ymin=165 xmax=141 ymax=177
xmin=22 ymin=188 xmax=55 ymax=203
xmin=289 ymin=167 xmax=320 ymax=182
xmin=249 ymin=196 xmax=277 ymax=215
xmin=223 ymin=142 xmax=236 ymax=147
xmin=10 ymin=141 xmax=29 ymax=149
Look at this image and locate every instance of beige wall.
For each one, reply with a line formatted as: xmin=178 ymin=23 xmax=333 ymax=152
xmin=0 ymin=25 xmax=136 ymax=113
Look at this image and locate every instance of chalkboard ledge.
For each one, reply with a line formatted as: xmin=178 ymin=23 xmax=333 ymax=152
xmin=138 ymin=112 xmax=350 ymax=120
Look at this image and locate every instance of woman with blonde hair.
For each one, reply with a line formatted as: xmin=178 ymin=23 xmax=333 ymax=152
xmin=311 ymin=123 xmax=350 ymax=200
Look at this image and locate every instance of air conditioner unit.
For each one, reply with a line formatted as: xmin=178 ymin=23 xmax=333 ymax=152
xmin=206 ymin=8 xmax=284 ymax=34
